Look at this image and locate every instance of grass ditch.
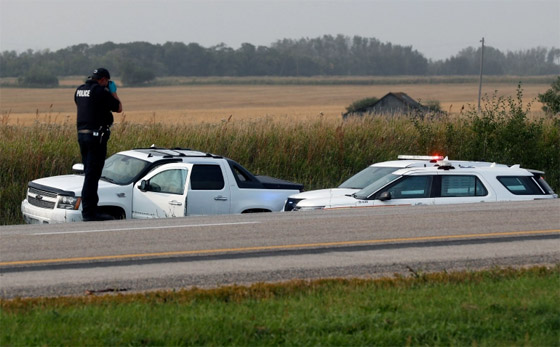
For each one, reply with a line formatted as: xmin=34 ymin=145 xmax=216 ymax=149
xmin=1 ymin=266 xmax=559 ymax=345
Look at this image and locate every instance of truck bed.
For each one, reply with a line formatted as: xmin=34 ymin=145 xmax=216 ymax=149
xmin=256 ymin=176 xmax=304 ymax=191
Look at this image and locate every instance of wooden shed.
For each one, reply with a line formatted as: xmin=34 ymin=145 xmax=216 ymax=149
xmin=343 ymin=92 xmax=429 ymax=119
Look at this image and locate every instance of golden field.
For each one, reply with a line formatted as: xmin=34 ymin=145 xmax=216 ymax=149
xmin=0 ymin=79 xmax=551 ymax=126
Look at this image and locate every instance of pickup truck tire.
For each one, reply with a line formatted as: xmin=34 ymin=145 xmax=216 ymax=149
xmin=98 ymin=206 xmax=126 ymax=220
xmin=242 ymin=208 xmax=271 ymax=213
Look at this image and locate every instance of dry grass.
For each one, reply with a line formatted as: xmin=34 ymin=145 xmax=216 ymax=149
xmin=0 ymin=82 xmax=550 ymax=126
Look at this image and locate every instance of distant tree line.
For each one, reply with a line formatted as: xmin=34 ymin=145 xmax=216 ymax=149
xmin=1 ymin=35 xmax=558 ymax=86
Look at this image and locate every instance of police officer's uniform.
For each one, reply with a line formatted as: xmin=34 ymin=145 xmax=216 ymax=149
xmin=74 ymin=68 xmax=120 ymax=221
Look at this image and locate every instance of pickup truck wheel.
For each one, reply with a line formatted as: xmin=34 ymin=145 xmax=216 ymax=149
xmin=242 ymin=209 xmax=271 ymax=214
xmin=99 ymin=207 xmax=126 ymax=220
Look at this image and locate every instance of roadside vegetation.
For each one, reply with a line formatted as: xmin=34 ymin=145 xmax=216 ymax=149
xmin=1 ymin=266 xmax=559 ymax=345
xmin=538 ymin=76 xmax=560 ymax=115
xmin=1 ymin=84 xmax=558 ymax=225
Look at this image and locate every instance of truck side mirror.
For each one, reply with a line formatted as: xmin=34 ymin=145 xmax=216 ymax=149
xmin=139 ymin=180 xmax=149 ymax=192
xmin=72 ymin=163 xmax=84 ymax=174
xmin=378 ymin=191 xmax=392 ymax=201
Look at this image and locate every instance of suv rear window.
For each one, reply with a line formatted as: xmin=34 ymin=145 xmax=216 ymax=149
xmin=532 ymin=174 xmax=555 ymax=195
xmin=497 ymin=176 xmax=544 ymax=195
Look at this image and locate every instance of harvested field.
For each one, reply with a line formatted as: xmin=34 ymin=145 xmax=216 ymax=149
xmin=0 ymin=81 xmax=550 ymax=126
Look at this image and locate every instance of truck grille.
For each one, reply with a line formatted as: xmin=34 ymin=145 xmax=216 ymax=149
xmin=27 ymin=187 xmax=57 ymax=209
xmin=28 ymin=187 xmax=57 ymax=198
xmin=28 ymin=196 xmax=56 ymax=209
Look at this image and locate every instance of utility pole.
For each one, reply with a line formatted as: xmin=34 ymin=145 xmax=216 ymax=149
xmin=478 ymin=37 xmax=485 ymax=112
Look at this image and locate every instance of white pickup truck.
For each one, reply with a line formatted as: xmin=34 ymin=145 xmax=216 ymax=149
xmin=21 ymin=147 xmax=303 ymax=223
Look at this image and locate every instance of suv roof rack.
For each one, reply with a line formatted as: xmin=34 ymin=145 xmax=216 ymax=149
xmin=132 ymin=147 xmax=222 ymax=159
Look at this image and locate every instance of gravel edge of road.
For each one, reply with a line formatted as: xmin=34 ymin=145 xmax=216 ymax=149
xmin=2 ymin=253 xmax=558 ymax=299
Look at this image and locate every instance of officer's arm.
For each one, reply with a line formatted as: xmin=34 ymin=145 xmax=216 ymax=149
xmin=107 ymin=81 xmax=122 ymax=113
xmin=112 ymin=93 xmax=123 ymax=113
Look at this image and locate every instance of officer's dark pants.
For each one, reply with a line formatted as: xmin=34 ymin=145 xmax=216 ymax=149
xmin=78 ymin=132 xmax=109 ymax=220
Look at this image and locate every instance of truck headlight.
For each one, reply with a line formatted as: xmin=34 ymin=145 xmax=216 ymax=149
xmin=57 ymin=196 xmax=81 ymax=210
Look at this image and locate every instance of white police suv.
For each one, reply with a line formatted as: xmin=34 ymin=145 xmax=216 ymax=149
xmin=284 ymin=155 xmax=509 ymax=211
xmin=287 ymin=158 xmax=556 ymax=211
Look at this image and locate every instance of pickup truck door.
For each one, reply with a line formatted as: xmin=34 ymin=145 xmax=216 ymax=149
xmin=186 ymin=163 xmax=231 ymax=216
xmin=132 ymin=163 xmax=192 ymax=219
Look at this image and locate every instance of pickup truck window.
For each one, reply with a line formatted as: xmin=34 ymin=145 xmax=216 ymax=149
xmin=148 ymin=169 xmax=187 ymax=195
xmin=227 ymin=160 xmax=264 ymax=188
xmin=191 ymin=165 xmax=225 ymax=190
xmin=101 ymin=154 xmax=150 ymax=185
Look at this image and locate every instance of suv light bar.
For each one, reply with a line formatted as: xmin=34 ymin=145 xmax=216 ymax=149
xmin=398 ymin=155 xmax=445 ymax=161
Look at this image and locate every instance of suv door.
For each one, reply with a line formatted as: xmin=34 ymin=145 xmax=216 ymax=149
xmin=433 ymin=174 xmax=496 ymax=204
xmin=132 ymin=163 xmax=192 ymax=219
xmin=187 ymin=163 xmax=231 ymax=216
xmin=373 ymin=175 xmax=435 ymax=206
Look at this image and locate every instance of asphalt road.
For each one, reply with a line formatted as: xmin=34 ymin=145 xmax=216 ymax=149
xmin=1 ymin=200 xmax=559 ymax=298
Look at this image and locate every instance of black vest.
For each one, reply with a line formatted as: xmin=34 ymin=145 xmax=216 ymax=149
xmin=75 ymin=80 xmax=119 ymax=130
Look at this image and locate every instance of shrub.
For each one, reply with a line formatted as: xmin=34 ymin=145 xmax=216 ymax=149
xmin=345 ymin=97 xmax=379 ymax=113
xmin=538 ymin=76 xmax=560 ymax=115
xmin=121 ymin=64 xmax=156 ymax=86
xmin=460 ymin=84 xmax=542 ymax=166
xmin=423 ymin=100 xmax=442 ymax=112
xmin=17 ymin=68 xmax=59 ymax=88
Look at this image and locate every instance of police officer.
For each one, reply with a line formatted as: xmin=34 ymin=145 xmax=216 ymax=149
xmin=75 ymin=68 xmax=122 ymax=221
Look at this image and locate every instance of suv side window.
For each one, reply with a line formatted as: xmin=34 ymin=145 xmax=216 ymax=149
xmin=148 ymin=169 xmax=187 ymax=195
xmin=497 ymin=176 xmax=544 ymax=195
xmin=190 ymin=165 xmax=225 ymax=190
xmin=383 ymin=176 xmax=431 ymax=199
xmin=440 ymin=175 xmax=488 ymax=197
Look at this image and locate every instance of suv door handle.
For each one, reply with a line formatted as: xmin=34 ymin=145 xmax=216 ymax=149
xmin=169 ymin=200 xmax=182 ymax=206
xmin=214 ymin=195 xmax=228 ymax=201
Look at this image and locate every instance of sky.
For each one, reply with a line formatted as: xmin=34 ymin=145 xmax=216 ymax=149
xmin=1 ymin=0 xmax=559 ymax=61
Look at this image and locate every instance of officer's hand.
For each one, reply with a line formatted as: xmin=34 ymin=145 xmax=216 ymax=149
xmin=108 ymin=81 xmax=117 ymax=93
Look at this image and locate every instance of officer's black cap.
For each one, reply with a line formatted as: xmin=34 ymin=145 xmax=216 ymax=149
xmin=92 ymin=68 xmax=110 ymax=80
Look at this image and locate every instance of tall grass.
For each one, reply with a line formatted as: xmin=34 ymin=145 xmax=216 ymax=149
xmin=1 ymin=90 xmax=558 ymax=225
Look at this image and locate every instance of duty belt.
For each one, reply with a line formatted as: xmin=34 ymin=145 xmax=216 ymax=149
xmin=78 ymin=128 xmax=110 ymax=134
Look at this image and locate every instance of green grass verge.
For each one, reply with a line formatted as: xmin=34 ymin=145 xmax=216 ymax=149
xmin=1 ymin=266 xmax=559 ymax=345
